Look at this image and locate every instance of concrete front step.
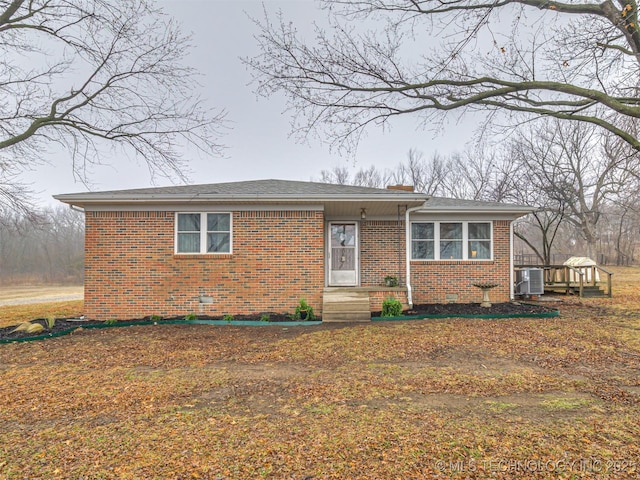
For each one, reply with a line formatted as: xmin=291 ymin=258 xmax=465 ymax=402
xmin=323 ymin=302 xmax=370 ymax=312
xmin=322 ymin=288 xmax=371 ymax=322
xmin=323 ymin=312 xmax=371 ymax=322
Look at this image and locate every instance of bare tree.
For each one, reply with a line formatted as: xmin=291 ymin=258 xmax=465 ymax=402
xmin=353 ymin=165 xmax=385 ymax=188
xmin=513 ymin=199 xmax=567 ymax=265
xmin=318 ymin=149 xmax=454 ymax=192
xmin=387 ymin=148 xmax=449 ymax=195
xmin=511 ymin=118 xmax=639 ymax=259
xmin=317 ymin=165 xmax=352 ymax=184
xmin=0 ymin=0 xmax=226 ymax=214
xmin=0 ymin=206 xmax=84 ymax=283
xmin=248 ymin=1 xmax=640 ymax=152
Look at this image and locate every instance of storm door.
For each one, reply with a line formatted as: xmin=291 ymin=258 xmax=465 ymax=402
xmin=328 ymin=222 xmax=358 ymax=286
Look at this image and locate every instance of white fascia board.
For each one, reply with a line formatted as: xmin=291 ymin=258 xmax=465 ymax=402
xmin=412 ymin=209 xmax=533 ymax=220
xmin=83 ymin=203 xmax=326 ymax=212
xmin=54 ymin=193 xmax=428 ymax=204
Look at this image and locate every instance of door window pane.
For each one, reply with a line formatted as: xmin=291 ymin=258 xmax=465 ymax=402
xmin=331 ymin=224 xmax=356 ymax=247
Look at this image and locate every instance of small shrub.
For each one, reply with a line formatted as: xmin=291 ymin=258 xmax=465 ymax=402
xmin=260 ymin=314 xmax=270 ymax=322
xmin=150 ymin=314 xmax=162 ymax=322
xmin=223 ymin=314 xmax=234 ymax=322
xmin=105 ymin=318 xmax=117 ymax=325
xmin=294 ymin=298 xmax=315 ymax=321
xmin=185 ymin=313 xmax=197 ymax=321
xmin=12 ymin=321 xmax=45 ymax=334
xmin=384 ymin=275 xmax=398 ymax=287
xmin=381 ymin=297 xmax=403 ymax=317
xmin=45 ymin=316 xmax=56 ymax=329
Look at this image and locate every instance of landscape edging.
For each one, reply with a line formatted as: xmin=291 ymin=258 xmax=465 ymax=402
xmin=0 ymin=319 xmax=323 ymax=344
xmin=1 ymin=308 xmax=559 ymax=344
xmin=371 ymin=309 xmax=560 ymax=321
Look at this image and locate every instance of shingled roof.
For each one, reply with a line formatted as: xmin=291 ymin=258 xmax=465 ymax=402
xmin=54 ymin=179 xmax=428 ymax=205
xmin=54 ymin=179 xmax=532 ymax=215
xmin=421 ymin=196 xmax=532 ymax=213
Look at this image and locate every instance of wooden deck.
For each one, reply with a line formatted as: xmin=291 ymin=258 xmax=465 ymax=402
xmin=515 ymin=264 xmax=613 ymax=298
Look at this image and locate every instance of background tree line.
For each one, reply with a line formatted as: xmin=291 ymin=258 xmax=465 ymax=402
xmin=319 ymin=119 xmax=640 ymax=266
xmin=0 ymin=207 xmax=84 ymax=284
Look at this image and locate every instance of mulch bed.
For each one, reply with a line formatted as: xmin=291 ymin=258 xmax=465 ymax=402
xmin=1 ymin=303 xmax=557 ymax=342
xmin=0 ymin=313 xmax=308 ymax=342
xmin=373 ymin=302 xmax=557 ymax=317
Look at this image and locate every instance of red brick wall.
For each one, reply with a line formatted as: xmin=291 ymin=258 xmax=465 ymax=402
xmin=360 ymin=220 xmax=406 ymax=287
xmin=410 ymin=220 xmax=512 ymax=304
xmin=368 ymin=289 xmax=409 ymax=312
xmin=84 ymin=210 xmax=324 ymax=320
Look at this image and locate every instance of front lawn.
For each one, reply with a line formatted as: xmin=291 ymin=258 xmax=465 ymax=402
xmin=0 ymin=300 xmax=83 ymax=328
xmin=1 ymin=271 xmax=639 ymax=478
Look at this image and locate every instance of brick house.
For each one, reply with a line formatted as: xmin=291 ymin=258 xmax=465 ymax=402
xmin=54 ymin=179 xmax=532 ymax=321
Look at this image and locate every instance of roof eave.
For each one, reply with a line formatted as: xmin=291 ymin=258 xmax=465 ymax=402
xmin=53 ymin=193 xmax=429 ymax=205
xmin=417 ymin=206 xmax=534 ymax=215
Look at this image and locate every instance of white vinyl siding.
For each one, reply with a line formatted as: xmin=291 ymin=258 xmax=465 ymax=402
xmin=411 ymin=221 xmax=492 ymax=260
xmin=176 ymin=212 xmax=232 ymax=254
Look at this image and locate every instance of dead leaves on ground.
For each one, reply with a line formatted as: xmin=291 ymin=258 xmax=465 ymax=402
xmin=1 ymin=294 xmax=640 ymax=478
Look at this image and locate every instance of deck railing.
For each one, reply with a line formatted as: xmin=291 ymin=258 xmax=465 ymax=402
xmin=515 ymin=264 xmax=613 ymax=297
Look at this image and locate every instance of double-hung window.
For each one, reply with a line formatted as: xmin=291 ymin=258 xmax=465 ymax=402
xmin=439 ymin=223 xmax=463 ymax=259
xmin=176 ymin=213 xmax=232 ymax=254
xmin=468 ymin=222 xmax=491 ymax=259
xmin=411 ymin=221 xmax=492 ymax=260
xmin=411 ymin=223 xmax=435 ymax=260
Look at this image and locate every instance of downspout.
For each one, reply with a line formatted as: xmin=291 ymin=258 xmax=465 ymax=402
xmin=510 ymin=220 xmax=515 ymax=300
xmin=405 ymin=204 xmax=425 ymax=308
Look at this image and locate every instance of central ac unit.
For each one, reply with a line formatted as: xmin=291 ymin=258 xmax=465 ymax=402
xmin=515 ymin=268 xmax=544 ymax=295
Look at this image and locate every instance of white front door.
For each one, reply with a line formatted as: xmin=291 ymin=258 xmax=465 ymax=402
xmin=328 ymin=222 xmax=358 ymax=286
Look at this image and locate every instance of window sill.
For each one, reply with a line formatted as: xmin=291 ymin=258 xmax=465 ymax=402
xmin=173 ymin=254 xmax=233 ymax=260
xmin=411 ymin=259 xmax=494 ymax=265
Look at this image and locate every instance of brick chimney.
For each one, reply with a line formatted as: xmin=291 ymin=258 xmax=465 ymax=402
xmin=386 ymin=184 xmax=415 ymax=192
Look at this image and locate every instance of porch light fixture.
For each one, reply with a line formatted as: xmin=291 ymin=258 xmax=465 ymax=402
xmin=360 ymin=208 xmax=367 ymax=219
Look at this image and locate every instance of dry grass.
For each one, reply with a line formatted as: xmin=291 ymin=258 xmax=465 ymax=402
xmin=0 ymin=300 xmax=83 ymax=328
xmin=0 ymin=272 xmax=639 ymax=478
xmin=0 ymin=284 xmax=83 ymax=328
xmin=0 ymin=284 xmax=83 ymax=302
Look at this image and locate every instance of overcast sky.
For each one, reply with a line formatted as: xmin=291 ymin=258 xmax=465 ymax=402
xmin=28 ymin=0 xmax=481 ymax=207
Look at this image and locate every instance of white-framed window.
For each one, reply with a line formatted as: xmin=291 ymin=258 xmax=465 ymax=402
xmin=411 ymin=223 xmax=435 ymax=260
xmin=411 ymin=221 xmax=492 ymax=260
xmin=175 ymin=212 xmax=232 ymax=254
xmin=468 ymin=222 xmax=491 ymax=260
